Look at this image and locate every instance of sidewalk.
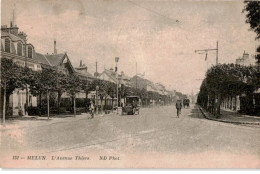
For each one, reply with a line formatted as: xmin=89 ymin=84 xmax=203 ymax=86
xmin=198 ymin=105 xmax=260 ymax=125
xmin=0 ymin=111 xmax=114 ymax=131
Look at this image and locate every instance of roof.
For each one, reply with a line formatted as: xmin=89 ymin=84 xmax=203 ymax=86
xmin=35 ymin=53 xmax=52 ymax=66
xmin=1 ymin=31 xmax=24 ymax=43
xmin=45 ymin=53 xmax=65 ymax=66
xmin=121 ymin=73 xmax=131 ymax=81
xmin=35 ymin=53 xmax=69 ymax=67
xmin=98 ymin=69 xmax=118 ymax=82
xmin=75 ymin=69 xmax=94 ymax=78
xmin=126 ymin=96 xmax=139 ymax=98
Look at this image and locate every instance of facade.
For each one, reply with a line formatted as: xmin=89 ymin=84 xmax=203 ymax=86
xmin=235 ymin=51 xmax=256 ymax=66
xmin=1 ymin=23 xmax=42 ymax=116
xmin=221 ymin=51 xmax=258 ymax=113
xmin=98 ymin=68 xmax=131 ymax=87
xmin=35 ymin=42 xmax=94 ymax=100
xmin=130 ymin=75 xmax=151 ymax=91
xmin=74 ymin=60 xmax=95 ymax=81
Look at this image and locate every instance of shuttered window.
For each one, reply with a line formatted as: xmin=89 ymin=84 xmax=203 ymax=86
xmin=17 ymin=42 xmax=22 ymax=56
xmin=28 ymin=46 xmax=33 ymax=58
xmin=5 ymin=39 xmax=10 ymax=53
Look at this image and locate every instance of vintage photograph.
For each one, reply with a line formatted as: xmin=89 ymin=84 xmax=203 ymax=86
xmin=0 ymin=0 xmax=260 ymax=168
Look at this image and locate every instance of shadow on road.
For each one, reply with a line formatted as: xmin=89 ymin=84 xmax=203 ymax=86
xmin=187 ymin=105 xmax=205 ymax=119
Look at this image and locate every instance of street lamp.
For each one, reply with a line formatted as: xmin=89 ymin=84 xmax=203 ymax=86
xmin=96 ymin=85 xmax=99 ymax=115
xmin=115 ymin=57 xmax=119 ymax=113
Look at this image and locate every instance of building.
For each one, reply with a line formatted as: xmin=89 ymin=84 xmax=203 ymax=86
xmin=221 ymin=51 xmax=259 ymax=114
xmin=235 ymin=51 xmax=256 ymax=66
xmin=1 ymin=23 xmax=42 ymax=116
xmin=74 ymin=60 xmax=95 ymax=81
xmin=35 ymin=41 xmax=93 ymax=100
xmin=98 ymin=68 xmax=131 ymax=87
xmin=130 ymin=75 xmax=152 ymax=91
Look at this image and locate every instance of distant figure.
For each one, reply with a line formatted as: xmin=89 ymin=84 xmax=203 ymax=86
xmin=89 ymin=101 xmax=95 ymax=119
xmin=176 ymin=100 xmax=182 ymax=118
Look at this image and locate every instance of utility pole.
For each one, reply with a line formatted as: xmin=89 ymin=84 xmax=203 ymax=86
xmin=195 ymin=40 xmax=219 ymax=66
xmin=115 ymin=57 xmax=119 ymax=114
xmin=216 ymin=41 xmax=218 ymax=65
xmin=95 ymin=60 xmax=97 ymax=78
xmin=195 ymin=41 xmax=219 ymax=116
xmin=136 ymin=61 xmax=137 ymax=90
xmin=95 ymin=60 xmax=99 ymax=115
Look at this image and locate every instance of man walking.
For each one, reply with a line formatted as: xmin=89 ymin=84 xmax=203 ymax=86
xmin=89 ymin=101 xmax=95 ymax=119
xmin=176 ymin=100 xmax=182 ymax=118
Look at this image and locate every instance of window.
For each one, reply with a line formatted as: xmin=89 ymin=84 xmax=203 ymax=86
xmin=28 ymin=46 xmax=33 ymax=58
xmin=5 ymin=38 xmax=10 ymax=53
xmin=17 ymin=42 xmax=23 ymax=56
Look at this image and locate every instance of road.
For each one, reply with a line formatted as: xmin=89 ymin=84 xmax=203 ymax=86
xmin=1 ymin=104 xmax=260 ymax=168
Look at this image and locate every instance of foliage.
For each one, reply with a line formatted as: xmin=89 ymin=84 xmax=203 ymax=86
xmin=197 ymin=64 xmax=260 ymax=112
xmin=1 ymin=58 xmax=176 ymax=117
xmin=243 ymin=1 xmax=260 ymax=39
xmin=1 ymin=58 xmax=27 ymax=95
xmin=243 ymin=1 xmax=260 ymax=64
xmin=205 ymin=64 xmax=259 ymax=96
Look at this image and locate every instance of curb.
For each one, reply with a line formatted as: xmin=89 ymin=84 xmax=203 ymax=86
xmin=198 ymin=106 xmax=260 ymax=125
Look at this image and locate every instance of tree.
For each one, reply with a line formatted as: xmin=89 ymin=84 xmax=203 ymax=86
xmin=64 ymin=74 xmax=82 ymax=117
xmin=30 ymin=67 xmax=58 ymax=119
xmin=243 ymin=1 xmax=260 ymax=64
xmin=198 ymin=63 xmax=260 ymax=117
xmin=1 ymin=58 xmax=29 ymax=124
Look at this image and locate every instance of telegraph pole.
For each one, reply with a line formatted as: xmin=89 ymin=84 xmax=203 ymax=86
xmin=195 ymin=40 xmax=219 ymax=65
xmin=216 ymin=41 xmax=218 ymax=65
xmin=136 ymin=62 xmax=137 ymax=90
xmin=195 ymin=41 xmax=219 ymax=116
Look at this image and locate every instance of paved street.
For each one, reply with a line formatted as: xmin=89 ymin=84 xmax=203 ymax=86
xmin=1 ymin=105 xmax=260 ymax=168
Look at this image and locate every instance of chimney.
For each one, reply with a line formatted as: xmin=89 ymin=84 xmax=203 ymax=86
xmin=80 ymin=60 xmax=82 ymax=67
xmin=54 ymin=40 xmax=57 ymax=55
xmin=18 ymin=31 xmax=27 ymax=41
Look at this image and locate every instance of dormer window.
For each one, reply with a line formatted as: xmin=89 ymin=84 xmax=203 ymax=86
xmin=17 ymin=42 xmax=23 ymax=56
xmin=5 ymin=38 xmax=10 ymax=53
xmin=28 ymin=45 xmax=33 ymax=58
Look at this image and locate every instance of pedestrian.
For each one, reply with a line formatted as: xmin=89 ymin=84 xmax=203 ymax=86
xmin=176 ymin=100 xmax=182 ymax=118
xmin=89 ymin=100 xmax=95 ymax=119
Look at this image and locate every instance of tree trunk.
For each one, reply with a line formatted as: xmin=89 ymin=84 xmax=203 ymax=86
xmin=112 ymin=97 xmax=114 ymax=109
xmin=216 ymin=93 xmax=221 ymax=118
xmin=5 ymin=92 xmax=11 ymax=118
xmin=73 ymin=96 xmax=76 ymax=117
xmin=57 ymin=91 xmax=61 ymax=114
xmin=39 ymin=92 xmax=42 ymax=116
xmin=25 ymin=86 xmax=29 ymax=116
xmin=47 ymin=90 xmax=50 ymax=120
xmin=2 ymin=82 xmax=6 ymax=126
xmin=101 ymin=97 xmax=103 ymax=115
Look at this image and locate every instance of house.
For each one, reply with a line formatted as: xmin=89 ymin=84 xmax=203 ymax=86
xmin=130 ymin=75 xmax=151 ymax=91
xmin=98 ymin=68 xmax=131 ymax=87
xmin=221 ymin=51 xmax=259 ymax=114
xmin=1 ymin=23 xmax=42 ymax=116
xmin=35 ymin=41 xmax=93 ymax=100
xmin=98 ymin=68 xmax=118 ymax=84
xmin=235 ymin=51 xmax=256 ymax=66
xmin=74 ymin=60 xmax=95 ymax=82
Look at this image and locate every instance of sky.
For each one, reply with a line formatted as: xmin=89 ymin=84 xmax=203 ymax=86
xmin=1 ymin=0 xmax=258 ymax=95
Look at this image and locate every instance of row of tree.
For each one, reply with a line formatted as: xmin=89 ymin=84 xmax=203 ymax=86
xmin=197 ymin=1 xmax=260 ymax=117
xmin=243 ymin=1 xmax=260 ymax=64
xmin=197 ymin=63 xmax=260 ymax=117
xmin=1 ymin=58 xmax=175 ymax=121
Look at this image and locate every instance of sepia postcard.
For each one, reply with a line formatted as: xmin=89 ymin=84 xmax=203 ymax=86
xmin=0 ymin=0 xmax=260 ymax=168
